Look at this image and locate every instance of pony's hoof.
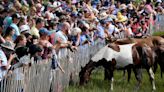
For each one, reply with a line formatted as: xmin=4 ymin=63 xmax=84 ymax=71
xmin=152 ymin=87 xmax=156 ymax=91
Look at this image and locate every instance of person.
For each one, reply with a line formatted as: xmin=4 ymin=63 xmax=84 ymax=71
xmin=10 ymin=13 xmax=21 ymax=41
xmin=3 ymin=26 xmax=15 ymax=43
xmin=69 ymin=27 xmax=81 ymax=46
xmin=39 ymin=28 xmax=53 ymax=59
xmin=0 ymin=20 xmax=5 ymax=44
xmin=104 ymin=17 xmax=119 ymax=38
xmin=0 ymin=41 xmax=16 ymax=80
xmin=54 ymin=22 xmax=76 ymax=49
xmin=14 ymin=35 xmax=27 ymax=49
xmin=30 ymin=18 xmax=45 ymax=38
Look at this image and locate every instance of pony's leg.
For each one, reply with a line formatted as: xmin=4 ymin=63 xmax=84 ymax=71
xmin=109 ymin=70 xmax=114 ymax=91
xmin=153 ymin=60 xmax=158 ymax=74
xmin=110 ymin=77 xmax=114 ymax=91
xmin=160 ymin=67 xmax=163 ymax=78
xmin=104 ymin=68 xmax=110 ymax=80
xmin=133 ymin=67 xmax=142 ymax=90
xmin=123 ymin=70 xmax=126 ymax=80
xmin=127 ymin=67 xmax=131 ymax=83
xmin=147 ymin=68 xmax=156 ymax=90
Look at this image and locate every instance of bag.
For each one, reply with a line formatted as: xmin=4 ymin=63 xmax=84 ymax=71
xmin=51 ymin=54 xmax=59 ymax=69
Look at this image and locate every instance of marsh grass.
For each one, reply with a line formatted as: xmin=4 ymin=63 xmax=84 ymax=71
xmin=64 ymin=67 xmax=164 ymax=92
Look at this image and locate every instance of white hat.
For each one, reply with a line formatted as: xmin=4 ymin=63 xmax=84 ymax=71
xmin=20 ymin=25 xmax=30 ymax=33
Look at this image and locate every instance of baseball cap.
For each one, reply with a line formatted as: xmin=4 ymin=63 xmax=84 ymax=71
xmin=39 ymin=28 xmax=51 ymax=36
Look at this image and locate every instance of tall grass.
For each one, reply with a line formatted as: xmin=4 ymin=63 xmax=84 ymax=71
xmin=64 ymin=67 xmax=164 ymax=92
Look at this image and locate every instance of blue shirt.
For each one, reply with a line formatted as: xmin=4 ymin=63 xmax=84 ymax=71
xmin=96 ymin=24 xmax=105 ymax=39
xmin=54 ymin=31 xmax=68 ymax=44
xmin=80 ymin=34 xmax=87 ymax=45
xmin=10 ymin=23 xmax=20 ymax=41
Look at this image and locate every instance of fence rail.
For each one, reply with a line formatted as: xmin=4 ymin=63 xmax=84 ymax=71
xmin=0 ymin=15 xmax=164 ymax=92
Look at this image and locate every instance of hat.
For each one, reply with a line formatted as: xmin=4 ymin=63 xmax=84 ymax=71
xmin=39 ymin=28 xmax=51 ymax=36
xmin=127 ymin=4 xmax=133 ymax=10
xmin=116 ymin=12 xmax=127 ymax=22
xmin=99 ymin=11 xmax=108 ymax=19
xmin=71 ymin=27 xmax=82 ymax=36
xmin=1 ymin=41 xmax=15 ymax=51
xmin=120 ymin=4 xmax=127 ymax=10
xmin=20 ymin=25 xmax=30 ymax=33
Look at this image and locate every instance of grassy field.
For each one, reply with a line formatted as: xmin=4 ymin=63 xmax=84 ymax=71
xmin=64 ymin=67 xmax=164 ymax=92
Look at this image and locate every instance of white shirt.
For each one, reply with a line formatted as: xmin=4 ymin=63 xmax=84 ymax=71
xmin=107 ymin=24 xmax=119 ymax=35
xmin=0 ymin=49 xmax=8 ymax=80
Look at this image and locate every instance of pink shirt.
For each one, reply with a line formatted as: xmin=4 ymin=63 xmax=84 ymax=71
xmin=145 ymin=5 xmax=153 ymax=14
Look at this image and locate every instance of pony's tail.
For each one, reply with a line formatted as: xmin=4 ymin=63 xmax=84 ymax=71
xmin=136 ymin=45 xmax=148 ymax=67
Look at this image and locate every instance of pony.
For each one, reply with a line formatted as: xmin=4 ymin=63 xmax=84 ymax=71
xmin=113 ymin=36 xmax=164 ymax=77
xmin=79 ymin=43 xmax=156 ymax=91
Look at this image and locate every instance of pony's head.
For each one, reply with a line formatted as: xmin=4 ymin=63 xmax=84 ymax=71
xmin=79 ymin=66 xmax=90 ymax=85
xmin=79 ymin=60 xmax=97 ymax=85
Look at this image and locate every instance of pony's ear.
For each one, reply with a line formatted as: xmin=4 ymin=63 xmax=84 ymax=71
xmin=111 ymin=58 xmax=116 ymax=66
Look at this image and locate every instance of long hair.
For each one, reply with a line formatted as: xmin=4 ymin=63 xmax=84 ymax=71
xmin=3 ymin=26 xmax=14 ymax=38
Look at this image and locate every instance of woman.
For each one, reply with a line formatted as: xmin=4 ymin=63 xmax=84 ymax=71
xmin=70 ymin=27 xmax=81 ymax=46
xmin=14 ymin=35 xmax=28 ymax=60
xmin=14 ymin=35 xmax=27 ymax=49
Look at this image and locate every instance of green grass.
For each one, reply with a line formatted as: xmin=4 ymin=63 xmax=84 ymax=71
xmin=152 ymin=31 xmax=164 ymax=36
xmin=64 ymin=67 xmax=164 ymax=92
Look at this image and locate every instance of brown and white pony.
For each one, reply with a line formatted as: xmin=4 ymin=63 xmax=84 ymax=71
xmin=79 ymin=43 xmax=156 ymax=91
xmin=113 ymin=36 xmax=164 ymax=77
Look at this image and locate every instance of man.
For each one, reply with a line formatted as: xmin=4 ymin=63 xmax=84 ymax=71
xmin=30 ymin=18 xmax=45 ymax=38
xmin=104 ymin=17 xmax=119 ymax=38
xmin=54 ymin=22 xmax=72 ymax=48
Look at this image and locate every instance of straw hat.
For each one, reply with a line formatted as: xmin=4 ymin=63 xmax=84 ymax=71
xmin=120 ymin=4 xmax=127 ymax=10
xmin=1 ymin=41 xmax=15 ymax=51
xmin=116 ymin=12 xmax=127 ymax=22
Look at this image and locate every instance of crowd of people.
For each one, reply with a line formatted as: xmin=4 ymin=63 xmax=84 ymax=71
xmin=0 ymin=0 xmax=163 ymax=80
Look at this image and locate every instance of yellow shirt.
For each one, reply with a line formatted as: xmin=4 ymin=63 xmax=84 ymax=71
xmin=30 ymin=26 xmax=40 ymax=38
